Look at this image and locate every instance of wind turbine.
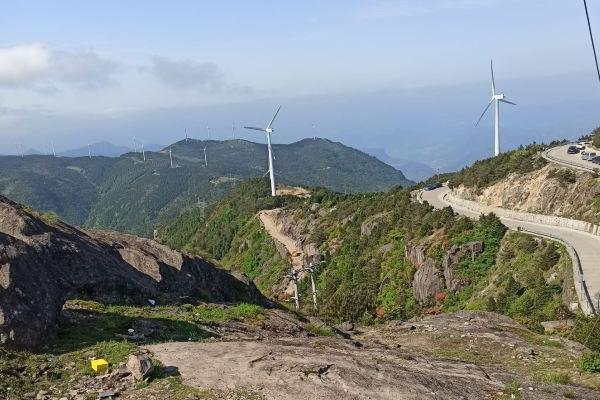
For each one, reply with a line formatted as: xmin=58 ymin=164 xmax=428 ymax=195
xmin=169 ymin=146 xmax=174 ymax=168
xmin=476 ymin=60 xmax=516 ymax=157
xmin=51 ymin=141 xmax=56 ymax=157
xmin=232 ymin=123 xmax=236 ymax=139
xmin=206 ymin=126 xmax=211 ymax=140
xmin=88 ymin=144 xmax=92 ymax=159
xmin=244 ymin=105 xmax=281 ymax=197
xmin=203 ymin=145 xmax=208 ymax=167
xmin=185 ymin=128 xmax=189 ymax=142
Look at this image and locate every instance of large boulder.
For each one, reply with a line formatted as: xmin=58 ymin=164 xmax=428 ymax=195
xmin=0 ymin=195 xmax=267 ymax=349
xmin=412 ymin=259 xmax=444 ymax=305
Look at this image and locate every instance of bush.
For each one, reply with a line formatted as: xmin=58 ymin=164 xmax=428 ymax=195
xmin=448 ymin=144 xmax=546 ymax=189
xmin=592 ymin=126 xmax=600 ymax=148
xmin=578 ymin=352 xmax=600 ymax=373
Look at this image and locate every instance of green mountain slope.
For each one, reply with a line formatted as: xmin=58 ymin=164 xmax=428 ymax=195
xmin=0 ymin=138 xmax=412 ymax=236
xmin=160 ymin=180 xmax=577 ymax=330
xmin=0 ymin=155 xmax=114 ymax=224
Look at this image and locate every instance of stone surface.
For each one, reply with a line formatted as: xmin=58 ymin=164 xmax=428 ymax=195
xmin=126 ymin=354 xmax=153 ymax=381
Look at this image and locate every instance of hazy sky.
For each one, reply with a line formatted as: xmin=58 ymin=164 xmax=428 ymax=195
xmin=1 ymin=1 xmax=599 ymax=168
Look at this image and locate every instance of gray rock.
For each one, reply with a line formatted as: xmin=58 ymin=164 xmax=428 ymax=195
xmin=412 ymin=259 xmax=444 ymax=305
xmin=0 ymin=195 xmax=268 ymax=349
xmin=126 ymin=354 xmax=154 ymax=381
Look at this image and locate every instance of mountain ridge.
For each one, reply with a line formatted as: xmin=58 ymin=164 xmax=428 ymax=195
xmin=0 ymin=138 xmax=413 ymax=236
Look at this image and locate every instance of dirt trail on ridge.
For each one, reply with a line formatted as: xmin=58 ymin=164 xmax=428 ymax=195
xmin=258 ymin=209 xmax=303 ymax=295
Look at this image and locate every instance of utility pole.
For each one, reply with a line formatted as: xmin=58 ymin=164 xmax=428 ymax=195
xmin=286 ymin=261 xmax=323 ymax=311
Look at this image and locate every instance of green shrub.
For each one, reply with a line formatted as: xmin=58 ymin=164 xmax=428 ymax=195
xmin=578 ymin=352 xmax=600 ymax=373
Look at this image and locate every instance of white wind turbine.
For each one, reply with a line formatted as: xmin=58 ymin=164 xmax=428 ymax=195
xmin=476 ymin=60 xmax=516 ymax=157
xmin=203 ymin=145 xmax=208 ymax=167
xmin=244 ymin=106 xmax=281 ymax=197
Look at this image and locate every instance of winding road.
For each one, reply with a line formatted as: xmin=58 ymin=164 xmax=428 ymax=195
xmin=421 ymin=185 xmax=600 ymax=315
xmin=542 ymin=144 xmax=600 ymax=172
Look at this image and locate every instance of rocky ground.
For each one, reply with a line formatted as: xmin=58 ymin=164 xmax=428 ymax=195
xmin=4 ymin=304 xmax=600 ymax=400
xmin=146 ymin=312 xmax=600 ymax=400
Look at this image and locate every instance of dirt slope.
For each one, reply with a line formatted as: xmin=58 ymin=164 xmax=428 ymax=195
xmin=258 ymin=209 xmax=304 ymax=295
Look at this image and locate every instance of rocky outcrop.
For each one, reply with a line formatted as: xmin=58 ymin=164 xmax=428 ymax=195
xmin=443 ymin=242 xmax=483 ymax=292
xmin=0 ymin=195 xmax=267 ymax=349
xmin=410 ymin=241 xmax=484 ymax=305
xmin=454 ymin=164 xmax=600 ymax=225
xmin=412 ymin=259 xmax=443 ymax=304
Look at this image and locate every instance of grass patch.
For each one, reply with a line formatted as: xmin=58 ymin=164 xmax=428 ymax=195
xmin=535 ymin=371 xmax=571 ymax=385
xmin=304 ymin=323 xmax=334 ymax=337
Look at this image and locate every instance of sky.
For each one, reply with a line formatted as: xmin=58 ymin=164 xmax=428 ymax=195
xmin=1 ymin=0 xmax=599 ymax=170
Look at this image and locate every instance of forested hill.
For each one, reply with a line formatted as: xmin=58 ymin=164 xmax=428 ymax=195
xmin=0 ymin=138 xmax=412 ymax=236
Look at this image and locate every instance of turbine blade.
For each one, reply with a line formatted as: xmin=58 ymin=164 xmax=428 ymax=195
xmin=244 ymin=126 xmax=266 ymax=131
xmin=266 ymin=105 xmax=282 ymax=129
xmin=490 ymin=60 xmax=496 ymax=95
xmin=476 ymin=99 xmax=494 ymax=126
xmin=499 ymin=99 xmax=516 ymax=105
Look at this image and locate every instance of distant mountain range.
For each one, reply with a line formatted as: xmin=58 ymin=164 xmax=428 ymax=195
xmin=15 ymin=141 xmax=164 ymax=158
xmin=363 ymin=147 xmax=436 ymax=182
xmin=0 ymin=138 xmax=413 ymax=236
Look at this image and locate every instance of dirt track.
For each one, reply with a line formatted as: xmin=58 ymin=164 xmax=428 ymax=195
xmin=258 ymin=209 xmax=304 ymax=295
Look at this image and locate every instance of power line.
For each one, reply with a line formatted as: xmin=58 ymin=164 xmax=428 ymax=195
xmin=583 ymin=0 xmax=600 ymax=83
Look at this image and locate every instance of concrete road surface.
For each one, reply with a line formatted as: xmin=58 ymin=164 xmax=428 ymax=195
xmin=421 ymin=185 xmax=600 ymax=314
xmin=543 ymin=144 xmax=600 ymax=172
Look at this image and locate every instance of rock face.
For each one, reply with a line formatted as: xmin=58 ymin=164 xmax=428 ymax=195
xmin=410 ymin=241 xmax=484 ymax=305
xmin=126 ymin=354 xmax=154 ymax=380
xmin=453 ymin=164 xmax=600 ymax=225
xmin=0 ymin=195 xmax=266 ymax=349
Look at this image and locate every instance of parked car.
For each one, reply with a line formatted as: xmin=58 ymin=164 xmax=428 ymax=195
xmin=567 ymin=146 xmax=579 ymax=154
xmin=587 ymin=152 xmax=597 ymax=161
xmin=424 ymin=182 xmax=442 ymax=191
xmin=592 ymin=156 xmax=600 ymax=164
xmin=577 ymin=142 xmax=587 ymax=150
xmin=582 ymin=151 xmax=591 ymax=160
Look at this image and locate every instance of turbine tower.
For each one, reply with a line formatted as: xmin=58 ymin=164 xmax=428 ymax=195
xmin=169 ymin=146 xmax=174 ymax=168
xmin=203 ymin=145 xmax=208 ymax=167
xmin=476 ymin=60 xmax=516 ymax=156
xmin=206 ymin=126 xmax=211 ymax=140
xmin=244 ymin=105 xmax=281 ymax=197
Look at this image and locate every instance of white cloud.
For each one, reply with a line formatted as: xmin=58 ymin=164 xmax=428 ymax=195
xmin=0 ymin=43 xmax=118 ymax=90
xmin=151 ymin=56 xmax=223 ymax=90
xmin=0 ymin=43 xmax=50 ymax=85
xmin=52 ymin=50 xmax=118 ymax=89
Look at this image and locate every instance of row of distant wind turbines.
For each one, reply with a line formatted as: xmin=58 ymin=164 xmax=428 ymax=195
xmin=14 ymin=61 xmax=512 ymax=197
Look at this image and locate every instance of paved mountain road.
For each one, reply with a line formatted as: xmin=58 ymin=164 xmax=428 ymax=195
xmin=543 ymin=144 xmax=600 ymax=172
xmin=421 ymin=186 xmax=600 ymax=315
